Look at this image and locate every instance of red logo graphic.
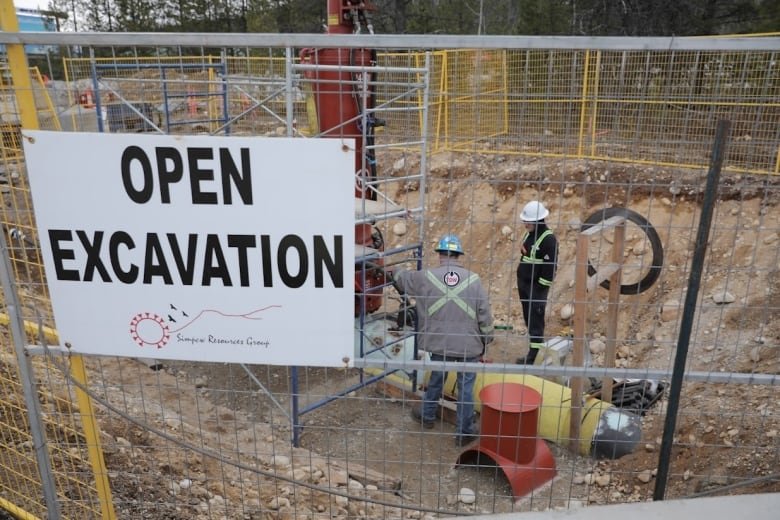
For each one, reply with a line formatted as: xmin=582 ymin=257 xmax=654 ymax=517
xmin=129 ymin=313 xmax=170 ymax=348
xmin=444 ymin=271 xmax=460 ymax=286
xmin=129 ymin=304 xmax=282 ymax=349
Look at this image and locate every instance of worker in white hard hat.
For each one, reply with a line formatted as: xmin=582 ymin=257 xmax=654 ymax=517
xmin=515 ymin=201 xmax=558 ymax=365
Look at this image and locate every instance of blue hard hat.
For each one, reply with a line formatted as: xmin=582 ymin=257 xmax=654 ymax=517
xmin=435 ymin=234 xmax=464 ymax=255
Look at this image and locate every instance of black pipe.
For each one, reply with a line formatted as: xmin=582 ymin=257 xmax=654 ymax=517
xmin=653 ymin=119 xmax=731 ymax=500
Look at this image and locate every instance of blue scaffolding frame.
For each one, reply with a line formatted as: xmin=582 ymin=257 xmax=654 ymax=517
xmin=89 ymin=61 xmax=230 ymax=134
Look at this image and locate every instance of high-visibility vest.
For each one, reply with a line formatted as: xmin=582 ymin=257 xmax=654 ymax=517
xmin=521 ymin=229 xmax=553 ymax=264
xmin=425 ymin=270 xmax=481 ymax=320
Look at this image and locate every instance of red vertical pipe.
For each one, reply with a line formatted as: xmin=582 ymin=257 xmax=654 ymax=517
xmin=302 ymin=46 xmax=373 ymax=192
xmin=479 ymin=383 xmax=542 ymax=465
xmin=300 ymin=2 xmax=383 ymax=315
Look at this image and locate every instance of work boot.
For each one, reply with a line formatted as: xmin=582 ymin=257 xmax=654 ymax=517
xmin=455 ymin=432 xmax=479 ymax=447
xmin=411 ymin=406 xmax=435 ymax=429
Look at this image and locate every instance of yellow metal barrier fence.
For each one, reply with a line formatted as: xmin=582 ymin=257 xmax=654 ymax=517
xmin=61 ymin=47 xmax=777 ymax=175
xmin=1 ymin=5 xmax=114 ymax=516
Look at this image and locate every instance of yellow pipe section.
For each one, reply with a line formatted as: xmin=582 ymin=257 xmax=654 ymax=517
xmin=0 ymin=496 xmax=41 ymax=520
xmin=0 ymin=313 xmax=59 ymax=345
xmin=371 ymin=364 xmax=631 ymax=458
xmin=442 ymin=371 xmax=612 ymax=457
xmin=0 ymin=0 xmax=39 ymax=131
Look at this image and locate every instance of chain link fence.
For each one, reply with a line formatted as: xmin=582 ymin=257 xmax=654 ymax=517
xmin=0 ymin=32 xmax=778 ymax=519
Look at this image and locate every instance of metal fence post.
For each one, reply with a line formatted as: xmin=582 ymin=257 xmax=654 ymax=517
xmin=285 ymin=46 xmax=295 ymax=136
xmin=89 ymin=47 xmax=104 ymax=133
xmin=0 ymin=229 xmax=62 ymax=519
xmin=653 ymin=119 xmax=731 ymax=500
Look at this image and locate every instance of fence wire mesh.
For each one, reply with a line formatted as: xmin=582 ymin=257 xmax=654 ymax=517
xmin=1 ymin=68 xmax=107 ymax=520
xmin=0 ymin=34 xmax=778 ymax=520
xmin=58 ymin=47 xmax=780 ymax=175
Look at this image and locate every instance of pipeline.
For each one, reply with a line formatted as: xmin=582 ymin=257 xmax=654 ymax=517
xmin=0 ymin=496 xmax=41 ymax=520
xmin=8 ymin=311 xmax=641 ymax=459
xmin=0 ymin=313 xmax=59 ymax=344
xmin=359 ymin=314 xmax=641 ymax=459
xmin=300 ymin=1 xmax=387 ymax=316
xmin=360 ymin=321 xmax=641 ymax=460
xmin=443 ymin=371 xmax=642 ymax=459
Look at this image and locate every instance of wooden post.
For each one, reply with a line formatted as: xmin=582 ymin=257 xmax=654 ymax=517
xmin=602 ymin=222 xmax=625 ymax=404
xmin=570 ymin=215 xmax=626 ymax=453
xmin=570 ymin=233 xmax=589 ymax=452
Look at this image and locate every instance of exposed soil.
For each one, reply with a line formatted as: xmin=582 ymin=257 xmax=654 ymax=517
xmin=2 ymin=152 xmax=779 ymax=518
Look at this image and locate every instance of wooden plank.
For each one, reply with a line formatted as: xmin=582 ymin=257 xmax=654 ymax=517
xmin=375 ymin=380 xmax=459 ymax=424
xmin=375 ymin=380 xmax=410 ymax=400
xmin=602 ymin=223 xmax=625 ymax=404
xmin=587 ymin=262 xmax=621 ymax=292
xmin=580 ymin=215 xmax=626 ymax=236
xmin=570 ymin=233 xmax=589 ymax=453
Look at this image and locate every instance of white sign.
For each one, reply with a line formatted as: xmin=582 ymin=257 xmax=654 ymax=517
xmin=23 ymin=131 xmax=355 ymax=366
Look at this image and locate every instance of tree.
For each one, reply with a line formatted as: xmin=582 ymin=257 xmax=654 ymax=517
xmin=753 ymin=0 xmax=780 ymax=33
xmin=114 ymin=0 xmax=159 ymax=32
xmin=45 ymin=0 xmax=779 ymax=35
xmin=570 ymin=0 xmax=762 ymax=36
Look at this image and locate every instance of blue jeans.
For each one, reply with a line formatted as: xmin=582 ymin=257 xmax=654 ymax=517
xmin=421 ymin=353 xmax=479 ymax=436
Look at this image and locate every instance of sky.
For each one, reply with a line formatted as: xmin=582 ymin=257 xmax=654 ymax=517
xmin=14 ymin=0 xmax=47 ymax=10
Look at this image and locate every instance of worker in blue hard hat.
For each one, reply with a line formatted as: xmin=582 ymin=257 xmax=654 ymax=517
xmin=515 ymin=201 xmax=559 ymax=365
xmin=392 ymin=233 xmax=494 ymax=447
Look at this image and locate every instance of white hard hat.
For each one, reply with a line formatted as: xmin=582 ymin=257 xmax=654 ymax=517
xmin=520 ymin=200 xmax=549 ymax=222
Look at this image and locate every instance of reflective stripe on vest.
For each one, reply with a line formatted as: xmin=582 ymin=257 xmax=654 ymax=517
xmin=521 ymin=229 xmax=553 ymax=264
xmin=426 ymin=271 xmax=479 ymax=320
